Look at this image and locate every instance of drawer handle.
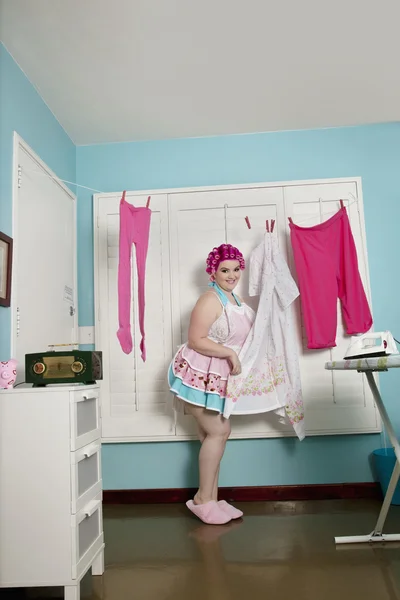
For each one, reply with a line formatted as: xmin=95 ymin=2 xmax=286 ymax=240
xmin=82 ymin=395 xmax=97 ymax=401
xmin=83 ymin=445 xmax=99 ymax=459
xmin=84 ymin=500 xmax=99 ymax=518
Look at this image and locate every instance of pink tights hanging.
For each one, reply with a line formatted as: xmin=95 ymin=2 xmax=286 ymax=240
xmin=117 ymin=192 xmax=151 ymax=361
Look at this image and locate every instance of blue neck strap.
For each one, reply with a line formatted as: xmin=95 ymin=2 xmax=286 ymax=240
xmin=208 ymin=282 xmax=241 ymax=306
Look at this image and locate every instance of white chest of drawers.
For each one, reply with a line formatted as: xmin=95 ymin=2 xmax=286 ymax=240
xmin=0 ymin=384 xmax=104 ymax=600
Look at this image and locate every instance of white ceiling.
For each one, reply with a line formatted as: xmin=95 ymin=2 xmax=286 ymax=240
xmin=1 ymin=0 xmax=399 ymax=145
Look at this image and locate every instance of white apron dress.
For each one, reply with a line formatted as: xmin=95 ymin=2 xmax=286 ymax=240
xmin=223 ymin=233 xmax=305 ymax=440
xmin=168 ymin=283 xmax=254 ymax=414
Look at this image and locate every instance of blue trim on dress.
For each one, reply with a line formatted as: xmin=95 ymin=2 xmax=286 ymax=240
xmin=208 ymin=281 xmax=241 ymax=306
xmin=168 ymin=365 xmax=225 ymax=413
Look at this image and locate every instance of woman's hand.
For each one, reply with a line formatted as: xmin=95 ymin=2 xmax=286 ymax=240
xmin=228 ymin=351 xmax=241 ymax=376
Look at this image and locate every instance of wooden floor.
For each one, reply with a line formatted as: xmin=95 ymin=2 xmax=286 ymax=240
xmin=4 ymin=499 xmax=400 ymax=599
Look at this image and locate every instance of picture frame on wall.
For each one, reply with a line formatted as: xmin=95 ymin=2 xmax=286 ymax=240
xmin=0 ymin=232 xmax=13 ymax=307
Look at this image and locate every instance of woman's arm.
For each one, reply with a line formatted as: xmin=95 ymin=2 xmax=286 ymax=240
xmin=187 ymin=293 xmax=234 ymax=360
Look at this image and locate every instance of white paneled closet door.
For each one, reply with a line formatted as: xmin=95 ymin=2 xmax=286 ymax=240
xmin=96 ymin=193 xmax=174 ymax=440
xmin=169 ymin=187 xmax=295 ymax=439
xmin=284 ymin=181 xmax=378 ymax=434
xmin=94 ymin=177 xmax=379 ymax=443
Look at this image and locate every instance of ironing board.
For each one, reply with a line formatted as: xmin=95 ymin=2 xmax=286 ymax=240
xmin=325 ymin=355 xmax=400 ymax=545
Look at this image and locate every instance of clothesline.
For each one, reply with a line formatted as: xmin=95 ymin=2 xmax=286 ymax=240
xmin=245 ymin=198 xmax=358 ymax=229
xmin=23 ymin=166 xmax=359 ymax=228
xmin=23 ymin=168 xmax=104 ymax=193
xmin=293 ymin=198 xmax=358 ymax=226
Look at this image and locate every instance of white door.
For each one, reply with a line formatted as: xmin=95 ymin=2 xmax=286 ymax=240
xmin=13 ymin=137 xmax=77 ymax=381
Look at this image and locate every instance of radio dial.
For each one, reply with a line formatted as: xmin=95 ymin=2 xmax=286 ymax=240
xmin=33 ymin=362 xmax=45 ymax=375
xmin=71 ymin=361 xmax=84 ymax=374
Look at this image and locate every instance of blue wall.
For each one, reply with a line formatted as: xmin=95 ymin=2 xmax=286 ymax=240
xmin=0 ymin=44 xmax=76 ymax=360
xmin=2 ymin=46 xmax=398 ymax=490
xmin=77 ymin=123 xmax=400 ymax=490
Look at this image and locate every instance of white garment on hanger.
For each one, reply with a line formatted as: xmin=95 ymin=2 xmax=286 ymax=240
xmin=223 ymin=233 xmax=305 ymax=441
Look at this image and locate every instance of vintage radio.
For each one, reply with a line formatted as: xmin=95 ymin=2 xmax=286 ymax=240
xmin=25 ymin=350 xmax=103 ymax=386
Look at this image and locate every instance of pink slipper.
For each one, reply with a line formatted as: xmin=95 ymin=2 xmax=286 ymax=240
xmin=218 ymin=500 xmax=244 ymax=519
xmin=186 ymin=500 xmax=232 ymax=525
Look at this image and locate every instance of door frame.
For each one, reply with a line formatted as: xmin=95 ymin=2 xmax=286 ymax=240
xmin=11 ymin=132 xmax=78 ymax=358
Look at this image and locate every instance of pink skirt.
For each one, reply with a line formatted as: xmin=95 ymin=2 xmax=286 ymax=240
xmin=168 ymin=345 xmax=231 ymax=413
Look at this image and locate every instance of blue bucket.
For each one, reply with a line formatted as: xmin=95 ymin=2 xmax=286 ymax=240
xmin=373 ymin=448 xmax=400 ymax=505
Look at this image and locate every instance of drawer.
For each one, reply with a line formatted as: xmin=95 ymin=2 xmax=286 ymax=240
xmin=71 ymin=440 xmax=102 ymax=514
xmin=70 ymin=388 xmax=101 ymax=450
xmin=71 ymin=492 xmax=104 ymax=579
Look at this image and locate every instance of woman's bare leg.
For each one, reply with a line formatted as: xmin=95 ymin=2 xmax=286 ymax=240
xmin=187 ymin=405 xmax=231 ymax=505
xmin=197 ymin=424 xmax=220 ymax=502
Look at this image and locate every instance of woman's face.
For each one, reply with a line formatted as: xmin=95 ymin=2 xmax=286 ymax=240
xmin=213 ymin=260 xmax=241 ymax=292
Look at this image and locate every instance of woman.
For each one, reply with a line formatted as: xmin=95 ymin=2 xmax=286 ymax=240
xmin=168 ymin=244 xmax=254 ymax=525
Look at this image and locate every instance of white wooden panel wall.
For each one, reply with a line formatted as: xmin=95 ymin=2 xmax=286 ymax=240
xmin=94 ymin=179 xmax=379 ymax=442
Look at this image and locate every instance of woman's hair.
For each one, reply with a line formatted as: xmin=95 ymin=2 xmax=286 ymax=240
xmin=206 ymin=244 xmax=245 ymax=275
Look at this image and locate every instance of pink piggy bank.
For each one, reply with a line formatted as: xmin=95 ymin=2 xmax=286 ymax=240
xmin=0 ymin=360 xmax=17 ymax=389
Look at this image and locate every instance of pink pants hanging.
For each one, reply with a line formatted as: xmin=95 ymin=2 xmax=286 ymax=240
xmin=117 ymin=192 xmax=151 ymax=361
xmin=289 ymin=204 xmax=373 ymax=349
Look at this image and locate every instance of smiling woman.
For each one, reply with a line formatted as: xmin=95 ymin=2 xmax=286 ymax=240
xmin=168 ymin=244 xmax=255 ymax=525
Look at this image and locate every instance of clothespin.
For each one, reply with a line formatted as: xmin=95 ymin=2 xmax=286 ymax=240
xmin=340 ymin=199 xmax=344 ymax=209
xmin=245 ymin=216 xmax=251 ymax=229
xmin=121 ymin=190 xmax=126 ymax=202
xmin=146 ymin=196 xmax=151 ymax=208
xmin=271 ymin=219 xmax=275 ymax=233
xmin=266 ymin=220 xmax=270 ymax=233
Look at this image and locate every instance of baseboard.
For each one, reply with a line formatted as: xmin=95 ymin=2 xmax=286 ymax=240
xmin=103 ymin=482 xmax=381 ymax=504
